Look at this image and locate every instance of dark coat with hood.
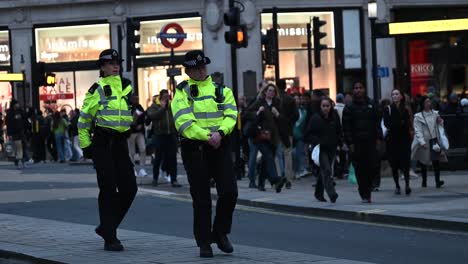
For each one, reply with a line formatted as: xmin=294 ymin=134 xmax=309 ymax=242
xmin=305 ymin=110 xmax=342 ymax=151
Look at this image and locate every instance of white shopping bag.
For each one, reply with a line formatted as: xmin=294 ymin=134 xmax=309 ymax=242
xmin=311 ymin=144 xmax=320 ymax=166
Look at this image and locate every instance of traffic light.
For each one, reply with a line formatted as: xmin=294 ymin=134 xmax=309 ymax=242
xmin=312 ymin=16 xmax=327 ymax=68
xmin=224 ymin=7 xmax=248 ymax=48
xmin=126 ymin=18 xmax=141 ymax=58
xmin=45 ymin=73 xmax=56 ymax=86
xmin=261 ymin=29 xmax=277 ymax=65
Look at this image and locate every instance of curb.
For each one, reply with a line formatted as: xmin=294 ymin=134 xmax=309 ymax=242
xmin=233 ymin=197 xmax=468 ymax=233
xmin=0 ymin=249 xmax=65 ymax=264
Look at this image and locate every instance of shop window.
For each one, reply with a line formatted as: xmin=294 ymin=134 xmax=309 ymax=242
xmin=261 ymin=12 xmax=336 ymax=99
xmin=35 ymin=24 xmax=110 ymax=63
xmin=137 ymin=66 xmax=188 ymax=108
xmin=40 ymin=70 xmax=99 ymax=112
xmin=139 ymin=17 xmax=202 ymax=57
xmin=0 ymin=71 xmax=12 ymax=112
xmin=0 ymin=31 xmax=10 ymax=66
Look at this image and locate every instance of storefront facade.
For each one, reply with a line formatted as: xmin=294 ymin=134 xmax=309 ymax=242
xmin=392 ymin=6 xmax=468 ymax=100
xmin=34 ymin=23 xmax=110 ymax=111
xmin=0 ymin=0 xmax=466 ymax=110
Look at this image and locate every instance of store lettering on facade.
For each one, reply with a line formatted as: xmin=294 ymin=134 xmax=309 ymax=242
xmin=39 ymin=76 xmax=74 ymax=101
xmin=411 ymin=63 xmax=434 ymax=77
xmin=36 ymin=24 xmax=110 ymax=63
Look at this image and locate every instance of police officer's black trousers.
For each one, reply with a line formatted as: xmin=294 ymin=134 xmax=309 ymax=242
xmin=352 ymin=141 xmax=377 ymax=200
xmin=92 ymin=128 xmax=138 ymax=241
xmin=180 ymin=138 xmax=238 ymax=246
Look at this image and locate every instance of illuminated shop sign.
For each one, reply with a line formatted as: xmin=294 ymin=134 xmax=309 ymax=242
xmin=389 ymin=18 xmax=468 ymax=35
xmin=0 ymin=31 xmax=10 ymax=65
xmin=261 ymin=12 xmax=335 ymax=50
xmin=35 ymin=24 xmax=110 ymax=63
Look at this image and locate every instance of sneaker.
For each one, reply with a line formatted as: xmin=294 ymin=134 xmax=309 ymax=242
xmin=134 ymin=169 xmax=139 ymax=177
xmin=409 ymin=170 xmax=419 ymax=178
xmin=138 ymin=169 xmax=148 ymax=177
xmin=165 ymin=175 xmax=171 ymax=183
xmin=361 ymin=199 xmax=371 ymax=204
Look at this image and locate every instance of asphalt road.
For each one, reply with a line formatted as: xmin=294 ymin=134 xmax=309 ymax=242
xmin=0 ymin=188 xmax=467 ymax=264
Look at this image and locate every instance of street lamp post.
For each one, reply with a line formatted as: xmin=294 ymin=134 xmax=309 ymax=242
xmin=20 ymin=54 xmax=26 ymax=107
xmin=368 ymin=0 xmax=379 ymax=100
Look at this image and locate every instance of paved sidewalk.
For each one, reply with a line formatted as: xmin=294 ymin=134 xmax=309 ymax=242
xmin=0 ymin=213 xmax=372 ymax=264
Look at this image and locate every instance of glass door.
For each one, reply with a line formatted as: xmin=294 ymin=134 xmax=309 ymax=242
xmin=137 ymin=65 xmax=188 ymax=109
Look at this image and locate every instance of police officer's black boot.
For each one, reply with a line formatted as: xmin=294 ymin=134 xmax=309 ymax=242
xmin=95 ymin=226 xmax=124 ymax=251
xmin=199 ymin=243 xmax=213 ymax=258
xmin=212 ymin=234 xmax=234 ymax=253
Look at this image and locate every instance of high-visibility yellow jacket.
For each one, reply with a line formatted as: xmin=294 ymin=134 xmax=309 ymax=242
xmin=171 ymin=76 xmax=238 ymax=141
xmin=78 ymin=75 xmax=133 ymax=148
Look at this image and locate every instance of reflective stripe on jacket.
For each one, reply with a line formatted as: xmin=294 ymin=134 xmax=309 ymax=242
xmin=78 ymin=75 xmax=133 ymax=148
xmin=170 ymin=76 xmax=238 ymax=141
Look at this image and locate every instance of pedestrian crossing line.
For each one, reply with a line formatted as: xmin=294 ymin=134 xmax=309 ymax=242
xmin=251 ymin=197 xmax=276 ymax=202
xmin=138 ymin=188 xmax=178 ymax=196
xmin=358 ymin=209 xmax=387 ymax=214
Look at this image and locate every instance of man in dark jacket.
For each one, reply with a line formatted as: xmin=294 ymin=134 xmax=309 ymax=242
xmin=342 ymin=81 xmax=382 ymax=203
xmin=6 ymin=99 xmax=26 ymax=169
xmin=277 ymin=80 xmax=299 ymax=188
xmin=147 ymin=89 xmax=181 ymax=187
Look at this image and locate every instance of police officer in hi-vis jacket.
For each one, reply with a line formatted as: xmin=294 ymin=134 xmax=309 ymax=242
xmin=78 ymin=49 xmax=137 ymax=252
xmin=171 ymin=50 xmax=238 ymax=258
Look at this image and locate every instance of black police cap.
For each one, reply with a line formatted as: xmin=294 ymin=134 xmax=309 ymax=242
xmin=97 ymin=49 xmax=124 ymax=66
xmin=182 ymin=50 xmax=211 ymax=68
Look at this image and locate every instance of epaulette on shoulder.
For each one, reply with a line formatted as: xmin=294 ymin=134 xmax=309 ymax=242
xmin=121 ymin=78 xmax=131 ymax=89
xmin=176 ymin=80 xmax=188 ymax=90
xmin=88 ymin=83 xmax=99 ymax=94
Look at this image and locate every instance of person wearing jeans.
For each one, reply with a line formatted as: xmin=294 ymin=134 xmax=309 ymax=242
xmin=305 ymin=97 xmax=341 ymax=203
xmin=246 ymin=83 xmax=287 ymax=193
xmin=147 ymin=89 xmax=181 ymax=187
xmin=51 ymin=111 xmax=68 ymax=163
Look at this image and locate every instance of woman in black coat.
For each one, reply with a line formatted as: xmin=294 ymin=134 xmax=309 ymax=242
xmin=304 ymin=97 xmax=341 ymax=203
xmin=383 ymin=89 xmax=413 ymax=195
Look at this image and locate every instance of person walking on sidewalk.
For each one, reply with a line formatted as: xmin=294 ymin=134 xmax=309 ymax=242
xmin=6 ymin=99 xmax=26 ymax=169
xmin=277 ymin=79 xmax=299 ymax=189
xmin=51 ymin=111 xmax=68 ymax=163
xmin=305 ymin=97 xmax=341 ymax=203
xmin=245 ymin=83 xmax=287 ymax=192
xmin=78 ymin=49 xmax=137 ymax=252
xmin=411 ymin=96 xmax=446 ymax=188
xmin=342 ymin=81 xmax=382 ymax=203
xmin=128 ymin=96 xmax=148 ymax=177
xmin=147 ymin=89 xmax=181 ymax=188
xmin=383 ymin=89 xmax=413 ymax=195
xmin=171 ymin=50 xmax=238 ymax=258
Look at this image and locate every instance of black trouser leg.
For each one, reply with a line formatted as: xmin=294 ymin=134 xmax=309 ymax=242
xmin=209 ymin=141 xmax=238 ymax=236
xmin=419 ymin=162 xmax=427 ymax=185
xmin=433 ymin=160 xmax=441 ymax=183
xmin=93 ymin=131 xmax=137 ymax=241
xmin=165 ymin=135 xmax=178 ymax=183
xmin=353 ymin=143 xmax=375 ymax=200
xmin=318 ymin=149 xmax=337 ymax=199
xmin=391 ymin=166 xmax=400 ymax=189
xmin=152 ymin=136 xmax=162 ymax=183
xmin=181 ymin=142 xmax=212 ymax=246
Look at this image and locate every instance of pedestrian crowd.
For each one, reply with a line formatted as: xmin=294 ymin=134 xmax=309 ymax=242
xmin=238 ymin=81 xmax=468 ymax=204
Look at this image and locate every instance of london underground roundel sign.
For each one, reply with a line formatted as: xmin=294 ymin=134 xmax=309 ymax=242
xmin=158 ymin=23 xmax=187 ymax=49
